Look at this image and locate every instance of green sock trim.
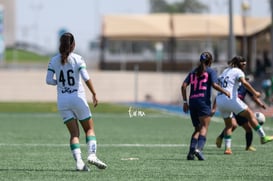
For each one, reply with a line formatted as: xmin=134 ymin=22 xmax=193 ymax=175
xmin=224 ymin=135 xmax=232 ymax=139
xmin=70 ymin=143 xmax=80 ymax=150
xmin=254 ymin=125 xmax=261 ymax=131
xmin=79 ymin=116 xmax=91 ymax=122
xmin=64 ymin=117 xmax=75 ymax=124
xmin=86 ymin=136 xmax=96 ymax=143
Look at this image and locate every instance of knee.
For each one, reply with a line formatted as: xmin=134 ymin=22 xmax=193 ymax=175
xmin=70 ymin=136 xmax=80 ymax=143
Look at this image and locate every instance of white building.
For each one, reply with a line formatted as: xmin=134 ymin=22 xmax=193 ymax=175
xmin=0 ymin=0 xmax=16 ymax=47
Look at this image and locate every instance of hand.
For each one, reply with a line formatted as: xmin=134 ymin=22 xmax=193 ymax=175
xmin=210 ymin=108 xmax=216 ymax=117
xmin=225 ymin=91 xmax=230 ymax=98
xmin=261 ymin=104 xmax=266 ymax=109
xmin=92 ymin=94 xmax=98 ymax=107
xmin=183 ymin=103 xmax=189 ymax=113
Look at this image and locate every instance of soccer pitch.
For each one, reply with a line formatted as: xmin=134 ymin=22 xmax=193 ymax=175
xmin=0 ymin=103 xmax=273 ymax=181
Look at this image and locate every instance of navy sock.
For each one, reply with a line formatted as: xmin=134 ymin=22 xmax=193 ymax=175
xmin=197 ymin=135 xmax=206 ymax=151
xmin=245 ymin=132 xmax=253 ymax=148
xmin=189 ymin=137 xmax=198 ymax=153
xmin=219 ymin=130 xmax=224 ymax=139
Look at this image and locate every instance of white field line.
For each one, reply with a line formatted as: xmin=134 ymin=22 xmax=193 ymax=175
xmin=0 ymin=143 xmax=270 ymax=148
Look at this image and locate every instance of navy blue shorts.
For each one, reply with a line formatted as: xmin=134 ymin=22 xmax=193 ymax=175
xmin=189 ymin=101 xmax=211 ymax=127
xmin=234 ymin=114 xmax=248 ymax=126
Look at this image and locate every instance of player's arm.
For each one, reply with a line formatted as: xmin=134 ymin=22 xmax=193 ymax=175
xmin=85 ymin=79 xmax=98 ymax=107
xmin=212 ymin=83 xmax=230 ymax=98
xmin=240 ymin=77 xmax=260 ymax=98
xmin=181 ymin=81 xmax=189 ymax=113
xmin=211 ymin=98 xmax=217 ymax=116
xmin=210 ymin=69 xmax=230 ymax=98
xmin=80 ymin=68 xmax=98 ymax=107
xmin=46 ymin=69 xmax=57 ymax=85
xmin=251 ymin=95 xmax=266 ymax=109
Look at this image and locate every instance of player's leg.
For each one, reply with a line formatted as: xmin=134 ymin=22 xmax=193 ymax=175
xmin=216 ymin=128 xmax=224 ymax=148
xmin=187 ymin=109 xmax=200 ymax=160
xmin=216 ymin=117 xmax=237 ymax=148
xmin=65 ymin=118 xmax=89 ymax=171
xmin=241 ymin=122 xmax=256 ymax=151
xmin=194 ymin=115 xmax=211 ymax=160
xmin=236 ymin=113 xmax=256 ymax=151
xmin=224 ymin=117 xmax=233 ymax=154
xmin=238 ymin=108 xmax=273 ymax=144
xmin=198 ymin=115 xmax=210 ymax=146
xmin=80 ymin=118 xmax=107 ymax=169
xmin=215 ymin=96 xmax=235 ymax=154
xmin=187 ymin=126 xmax=200 ymax=160
xmin=73 ymin=97 xmax=107 ymax=169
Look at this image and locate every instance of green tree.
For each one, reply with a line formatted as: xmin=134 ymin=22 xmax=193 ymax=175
xmin=149 ymin=0 xmax=208 ymax=13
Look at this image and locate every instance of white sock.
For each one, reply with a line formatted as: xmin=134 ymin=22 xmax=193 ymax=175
xmin=87 ymin=139 xmax=97 ymax=156
xmin=255 ymin=126 xmax=266 ymax=137
xmin=225 ymin=138 xmax=232 ymax=149
xmin=72 ymin=148 xmax=82 ymax=161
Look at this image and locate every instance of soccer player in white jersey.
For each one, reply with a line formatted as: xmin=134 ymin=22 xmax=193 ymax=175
xmin=216 ymin=56 xmax=273 ymax=154
xmin=46 ymin=32 xmax=107 ymax=171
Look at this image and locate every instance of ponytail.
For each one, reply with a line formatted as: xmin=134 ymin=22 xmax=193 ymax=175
xmin=196 ymin=52 xmax=213 ymax=77
xmin=59 ymin=32 xmax=75 ymax=65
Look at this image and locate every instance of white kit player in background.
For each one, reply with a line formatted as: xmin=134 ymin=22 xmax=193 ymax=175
xmin=46 ymin=32 xmax=107 ymax=171
xmin=216 ymin=56 xmax=273 ymax=155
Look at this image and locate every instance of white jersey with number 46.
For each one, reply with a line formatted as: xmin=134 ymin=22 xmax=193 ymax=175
xmin=47 ymin=53 xmax=89 ymax=98
xmin=218 ymin=67 xmax=245 ymax=99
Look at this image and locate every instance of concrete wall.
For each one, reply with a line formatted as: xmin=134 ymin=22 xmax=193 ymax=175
xmin=0 ymin=69 xmax=187 ymax=103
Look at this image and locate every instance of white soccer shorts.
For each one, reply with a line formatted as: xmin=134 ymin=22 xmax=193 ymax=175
xmin=58 ymin=95 xmax=92 ymax=123
xmin=216 ymin=94 xmax=248 ymax=119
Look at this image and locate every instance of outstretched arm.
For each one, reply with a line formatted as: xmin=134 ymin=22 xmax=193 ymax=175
xmin=251 ymin=95 xmax=266 ymax=109
xmin=240 ymin=77 xmax=260 ymax=98
xmin=212 ymin=83 xmax=230 ymax=98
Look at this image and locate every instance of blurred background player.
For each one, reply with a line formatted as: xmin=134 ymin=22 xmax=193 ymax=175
xmin=216 ymin=56 xmax=273 ymax=155
xmin=46 ymin=32 xmax=107 ymax=171
xmin=213 ymin=77 xmax=266 ymax=152
xmin=181 ymin=51 xmax=230 ymax=160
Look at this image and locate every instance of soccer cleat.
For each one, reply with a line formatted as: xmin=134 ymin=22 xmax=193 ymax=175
xmin=186 ymin=153 xmax=195 ymax=160
xmin=245 ymin=146 xmax=256 ymax=151
xmin=224 ymin=148 xmax=232 ymax=155
xmin=87 ymin=155 xmax=107 ymax=169
xmin=215 ymin=137 xmax=223 ymax=148
xmin=194 ymin=149 xmax=205 ymax=160
xmin=76 ymin=160 xmax=90 ymax=171
xmin=261 ymin=136 xmax=273 ymax=144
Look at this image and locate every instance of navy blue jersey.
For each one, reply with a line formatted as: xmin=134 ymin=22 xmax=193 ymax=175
xmin=237 ymin=84 xmax=252 ymax=101
xmin=184 ymin=67 xmax=218 ymax=106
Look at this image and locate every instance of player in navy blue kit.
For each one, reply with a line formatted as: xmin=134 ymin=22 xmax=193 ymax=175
xmin=181 ymin=52 xmax=230 ymax=160
xmin=214 ymin=79 xmax=266 ymax=151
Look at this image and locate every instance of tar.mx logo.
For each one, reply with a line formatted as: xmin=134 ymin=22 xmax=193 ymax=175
xmin=128 ymin=106 xmax=146 ymax=118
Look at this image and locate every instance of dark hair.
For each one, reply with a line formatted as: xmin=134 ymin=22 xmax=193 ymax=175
xmin=196 ymin=51 xmax=213 ymax=77
xmin=229 ymin=56 xmax=246 ymax=68
xmin=59 ymin=32 xmax=75 ymax=65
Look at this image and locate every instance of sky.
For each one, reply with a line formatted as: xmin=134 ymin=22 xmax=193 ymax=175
xmin=15 ymin=0 xmax=271 ymax=56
